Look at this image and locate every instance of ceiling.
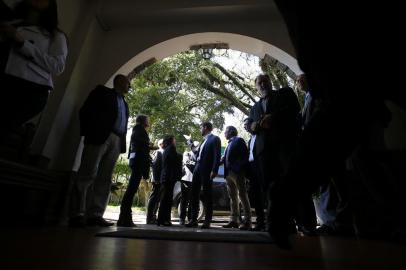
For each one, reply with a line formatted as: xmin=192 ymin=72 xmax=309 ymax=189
xmin=94 ymin=0 xmax=281 ymax=30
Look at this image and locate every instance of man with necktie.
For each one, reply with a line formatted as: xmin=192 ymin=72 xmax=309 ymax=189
xmin=244 ymin=117 xmax=266 ymax=231
xmin=185 ymin=122 xmax=221 ymax=229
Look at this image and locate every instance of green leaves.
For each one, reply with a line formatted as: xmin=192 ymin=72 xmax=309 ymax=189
xmin=126 ymin=50 xmax=293 ymax=152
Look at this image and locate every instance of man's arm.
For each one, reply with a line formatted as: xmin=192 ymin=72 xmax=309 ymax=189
xmin=79 ymin=86 xmax=104 ymax=136
xmin=231 ymin=139 xmax=249 ymax=173
xmin=260 ymin=88 xmax=301 ymax=131
xmin=249 ymin=102 xmax=264 ymax=134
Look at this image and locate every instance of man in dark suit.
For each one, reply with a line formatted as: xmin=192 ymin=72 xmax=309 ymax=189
xmin=186 ymin=122 xmax=221 ymax=229
xmin=118 ymin=114 xmax=156 ymax=227
xmin=146 ymin=139 xmax=164 ymax=224
xmin=70 ymin=74 xmax=130 ymax=227
xmin=157 ymin=135 xmax=183 ymax=226
xmin=248 ymin=74 xmax=301 ymax=229
xmin=221 ymin=126 xmax=251 ymax=230
xmin=268 ymin=1 xmax=400 ymax=248
xmin=244 ymin=117 xmax=266 ymax=231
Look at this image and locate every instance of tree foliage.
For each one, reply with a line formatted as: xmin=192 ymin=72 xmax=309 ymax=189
xmin=126 ymin=49 xmax=297 ymax=152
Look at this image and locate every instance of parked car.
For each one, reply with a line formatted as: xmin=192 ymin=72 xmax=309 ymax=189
xmin=172 ymin=165 xmax=230 ymax=220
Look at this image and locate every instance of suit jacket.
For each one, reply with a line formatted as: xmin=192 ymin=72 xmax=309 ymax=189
xmin=151 ymin=150 xmax=163 ymax=183
xmin=129 ymin=124 xmax=150 ymax=158
xmin=249 ymin=87 xmax=301 ymax=155
xmin=195 ymin=134 xmax=221 ymax=176
xmin=160 ymin=144 xmax=183 ymax=183
xmin=79 ymin=85 xmax=129 ymax=153
xmin=224 ymin=136 xmax=249 ymax=177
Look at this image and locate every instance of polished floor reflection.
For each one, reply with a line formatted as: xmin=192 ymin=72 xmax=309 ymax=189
xmin=2 ymin=226 xmax=405 ymax=270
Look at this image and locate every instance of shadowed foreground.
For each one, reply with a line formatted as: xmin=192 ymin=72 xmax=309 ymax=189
xmin=2 ymin=226 xmax=405 ymax=270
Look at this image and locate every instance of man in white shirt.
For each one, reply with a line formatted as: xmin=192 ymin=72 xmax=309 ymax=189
xmin=244 ymin=117 xmax=266 ymax=231
xmin=185 ymin=122 xmax=221 ymax=229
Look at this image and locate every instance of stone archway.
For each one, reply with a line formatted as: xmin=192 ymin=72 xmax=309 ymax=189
xmin=106 ymin=32 xmax=301 ymax=87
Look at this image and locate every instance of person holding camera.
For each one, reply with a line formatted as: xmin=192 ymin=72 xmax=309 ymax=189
xmin=178 ymin=144 xmax=198 ymax=225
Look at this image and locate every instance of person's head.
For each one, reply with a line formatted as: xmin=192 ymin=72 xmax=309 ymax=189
xmin=224 ymin=126 xmax=238 ymax=140
xmin=162 ymin=135 xmax=175 ymax=148
xmin=15 ymin=0 xmax=59 ymax=35
xmin=243 ymin=117 xmax=253 ymax=134
xmin=113 ymin=74 xmax=130 ymax=95
xmin=255 ymin=74 xmax=272 ymax=98
xmin=201 ymin=122 xmax=213 ymax=136
xmin=135 ymin=114 xmax=149 ymax=128
xmin=296 ymin=74 xmax=309 ymax=93
xmin=158 ymin=139 xmax=164 ymax=149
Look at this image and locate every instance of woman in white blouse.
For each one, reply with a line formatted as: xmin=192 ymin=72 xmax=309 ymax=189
xmin=0 ymin=0 xmax=67 ymax=137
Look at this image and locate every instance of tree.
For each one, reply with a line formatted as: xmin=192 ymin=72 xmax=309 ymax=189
xmin=127 ymin=51 xmax=233 ymax=152
xmin=191 ymin=50 xmax=299 ymax=116
xmin=126 ymin=49 xmax=300 ymax=151
xmin=109 ymin=156 xmax=131 ymax=205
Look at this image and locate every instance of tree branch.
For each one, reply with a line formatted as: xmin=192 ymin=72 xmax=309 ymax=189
xmin=197 ymin=78 xmax=250 ymax=115
xmin=213 ymin=63 xmax=257 ymax=103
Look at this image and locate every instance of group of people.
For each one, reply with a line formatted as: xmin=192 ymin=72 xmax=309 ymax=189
xmin=68 ymin=83 xmax=224 ymax=229
xmin=67 ymin=68 xmax=333 ymax=235
xmin=2 ymin=1 xmax=399 ymax=249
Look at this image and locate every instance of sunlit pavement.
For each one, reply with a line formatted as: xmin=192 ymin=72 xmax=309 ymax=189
xmin=103 ymin=206 xmax=238 ymax=228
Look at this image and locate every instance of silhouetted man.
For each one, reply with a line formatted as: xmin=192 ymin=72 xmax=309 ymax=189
xmin=70 ymin=74 xmax=130 ymax=227
xmin=248 ymin=74 xmax=301 ymax=228
xmin=244 ymin=117 xmax=266 ymax=231
xmin=222 ymin=125 xmax=251 ymax=230
xmin=268 ymin=1 xmax=399 ymax=248
xmin=146 ymin=139 xmax=164 ymax=224
xmin=118 ymin=114 xmax=156 ymax=227
xmin=186 ymin=122 xmax=221 ymax=229
xmin=157 ymin=135 xmax=183 ymax=226
xmin=293 ymin=74 xmax=318 ymax=235
xmin=179 ymin=148 xmax=196 ymax=225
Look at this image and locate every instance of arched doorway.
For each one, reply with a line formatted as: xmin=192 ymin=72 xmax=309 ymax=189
xmin=107 ymin=32 xmax=301 ymax=86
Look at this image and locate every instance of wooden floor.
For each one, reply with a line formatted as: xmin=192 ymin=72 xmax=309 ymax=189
xmin=2 ymin=226 xmax=405 ymax=270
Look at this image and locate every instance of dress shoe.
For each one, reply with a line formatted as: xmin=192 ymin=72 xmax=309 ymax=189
xmin=239 ymin=222 xmax=252 ymax=231
xmin=185 ymin=220 xmax=198 ymax=228
xmin=222 ymin=221 xmax=239 ymax=228
xmin=157 ymin=220 xmax=172 ymax=226
xmin=315 ymin=224 xmax=335 ymax=235
xmin=146 ymin=220 xmax=157 ymax=225
xmin=86 ymin=216 xmax=114 ymax=227
xmin=117 ymin=218 xmax=136 ymax=227
xmin=200 ymin=222 xmax=211 ymax=229
xmin=298 ymin=226 xmax=317 ymax=236
xmin=146 ymin=216 xmax=157 ymax=225
xmin=68 ymin=216 xmax=86 ymax=228
xmin=251 ymin=223 xmax=266 ymax=232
